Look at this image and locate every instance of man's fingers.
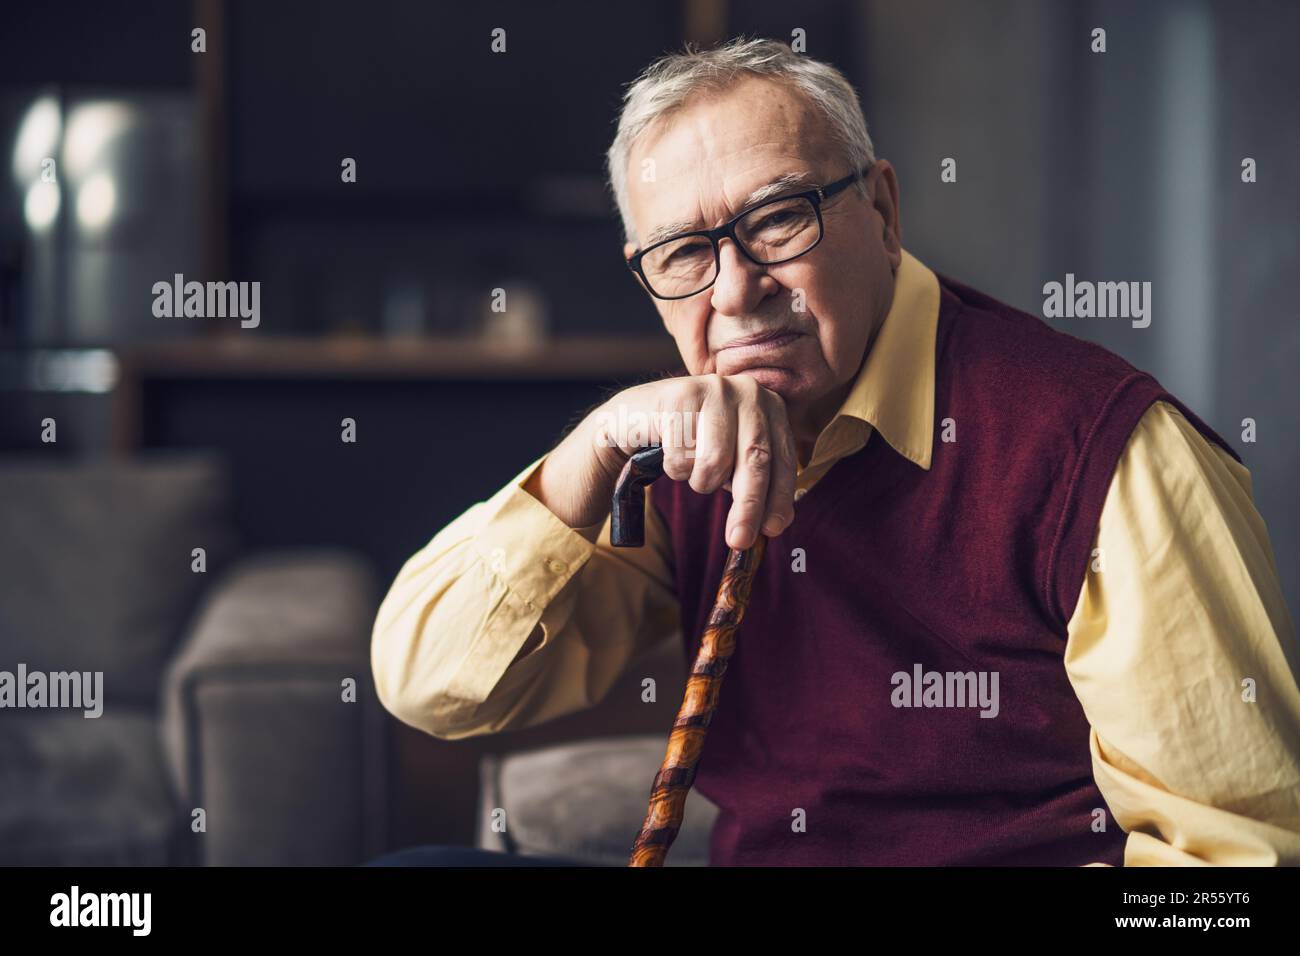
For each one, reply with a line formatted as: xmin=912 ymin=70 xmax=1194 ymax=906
xmin=761 ymin=393 xmax=797 ymax=536
xmin=725 ymin=394 xmax=773 ymax=550
xmin=658 ymin=381 xmax=698 ymax=481
xmin=689 ymin=376 xmax=736 ymax=494
xmin=630 ymin=375 xmax=793 ymax=550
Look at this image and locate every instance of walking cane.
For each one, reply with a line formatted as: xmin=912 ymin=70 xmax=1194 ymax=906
xmin=610 ymin=445 xmax=768 ymax=867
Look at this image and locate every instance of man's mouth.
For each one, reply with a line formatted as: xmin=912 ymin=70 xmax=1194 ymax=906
xmin=721 ymin=327 xmax=801 ymax=349
xmin=716 ymin=327 xmax=805 ymax=366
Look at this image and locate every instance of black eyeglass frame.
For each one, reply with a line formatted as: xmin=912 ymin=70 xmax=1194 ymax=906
xmin=626 ymin=164 xmax=872 ymax=301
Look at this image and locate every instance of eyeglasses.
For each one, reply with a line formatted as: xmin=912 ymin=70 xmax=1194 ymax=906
xmin=626 ymin=165 xmax=871 ymax=301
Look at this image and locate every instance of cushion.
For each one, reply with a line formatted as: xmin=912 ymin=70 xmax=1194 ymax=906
xmin=0 ymin=451 xmax=238 ymax=705
xmin=478 ymin=735 xmax=718 ymax=866
xmin=0 ymin=710 xmax=179 ymax=865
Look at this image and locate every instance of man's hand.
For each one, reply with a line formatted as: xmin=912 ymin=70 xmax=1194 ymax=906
xmin=525 ymin=374 xmax=798 ymax=550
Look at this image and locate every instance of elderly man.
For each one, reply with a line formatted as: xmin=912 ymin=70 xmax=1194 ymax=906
xmin=369 ymin=38 xmax=1300 ymax=867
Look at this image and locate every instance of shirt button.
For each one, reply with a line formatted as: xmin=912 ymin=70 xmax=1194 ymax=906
xmin=545 ymin=558 xmax=567 ymax=574
xmin=794 ymin=487 xmax=808 ymax=501
xmin=523 ymin=600 xmax=536 ymax=613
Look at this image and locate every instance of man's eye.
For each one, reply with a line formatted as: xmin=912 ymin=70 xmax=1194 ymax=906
xmin=754 ymin=210 xmax=798 ymax=229
xmin=664 ymin=240 xmax=711 ymax=264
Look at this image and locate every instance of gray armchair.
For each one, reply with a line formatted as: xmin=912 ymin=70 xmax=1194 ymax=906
xmin=161 ymin=548 xmax=387 ymax=865
xmin=475 ymin=730 xmax=719 ymax=866
xmin=0 ymin=452 xmax=384 ymax=866
xmin=466 ymin=634 xmax=720 ymax=866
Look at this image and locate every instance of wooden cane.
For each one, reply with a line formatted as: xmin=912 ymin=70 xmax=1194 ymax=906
xmin=610 ymin=445 xmax=768 ymax=867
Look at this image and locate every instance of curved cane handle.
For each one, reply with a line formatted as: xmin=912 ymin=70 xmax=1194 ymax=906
xmin=610 ymin=445 xmax=665 ymax=547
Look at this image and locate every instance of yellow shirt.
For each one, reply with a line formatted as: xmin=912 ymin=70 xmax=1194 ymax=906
xmin=371 ymin=249 xmax=1300 ymax=866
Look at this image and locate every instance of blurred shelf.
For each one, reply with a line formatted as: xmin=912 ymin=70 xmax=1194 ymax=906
xmin=115 ymin=335 xmax=683 ymax=382
xmin=110 ymin=335 xmax=683 ymax=453
xmin=231 ymin=184 xmax=616 ymax=224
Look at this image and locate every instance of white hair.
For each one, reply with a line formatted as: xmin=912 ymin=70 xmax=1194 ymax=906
xmin=606 ymin=36 xmax=876 ymax=245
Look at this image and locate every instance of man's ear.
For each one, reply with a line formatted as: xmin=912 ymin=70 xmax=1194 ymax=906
xmin=866 ymin=159 xmax=903 ymax=272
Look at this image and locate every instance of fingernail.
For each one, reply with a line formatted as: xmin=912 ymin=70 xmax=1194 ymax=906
xmin=729 ymin=524 xmax=751 ymax=549
xmin=761 ymin=515 xmax=784 ymax=536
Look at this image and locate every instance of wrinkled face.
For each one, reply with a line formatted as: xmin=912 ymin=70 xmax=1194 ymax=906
xmin=623 ymin=75 xmax=902 ymax=423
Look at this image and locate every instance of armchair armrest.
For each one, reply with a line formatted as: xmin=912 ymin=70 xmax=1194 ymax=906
xmin=161 ymin=548 xmax=385 ymax=865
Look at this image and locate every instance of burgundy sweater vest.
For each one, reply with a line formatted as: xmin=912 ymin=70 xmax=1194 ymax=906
xmin=650 ymin=274 xmax=1241 ymax=866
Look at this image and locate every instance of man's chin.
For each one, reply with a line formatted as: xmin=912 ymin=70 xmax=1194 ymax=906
xmin=730 ymin=365 xmax=808 ymax=400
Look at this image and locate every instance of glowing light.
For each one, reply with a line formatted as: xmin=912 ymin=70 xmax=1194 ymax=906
xmin=32 ymin=349 xmax=120 ymax=393
xmin=11 ymin=96 xmax=61 ymax=184
xmin=76 ymin=173 xmax=116 ymax=231
xmin=62 ymin=102 xmax=131 ymax=179
xmin=23 ymin=180 xmax=60 ymax=232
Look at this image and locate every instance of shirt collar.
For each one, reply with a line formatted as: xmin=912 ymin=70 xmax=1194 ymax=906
xmin=806 ymin=247 xmax=940 ymax=473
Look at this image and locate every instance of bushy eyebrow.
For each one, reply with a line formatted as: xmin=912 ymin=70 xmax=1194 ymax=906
xmin=741 ymin=171 xmax=817 ymax=208
xmin=643 ymin=219 xmax=698 ymax=248
xmin=641 ymin=171 xmax=817 ymax=248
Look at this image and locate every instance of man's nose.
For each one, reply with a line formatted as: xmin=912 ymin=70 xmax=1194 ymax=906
xmin=709 ymin=238 xmax=774 ymax=315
